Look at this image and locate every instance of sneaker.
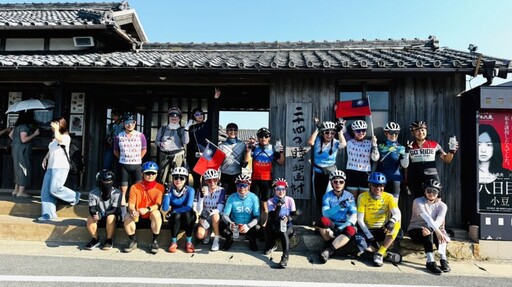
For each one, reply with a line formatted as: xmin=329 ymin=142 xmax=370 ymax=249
xmin=168 ymin=242 xmax=178 ymax=253
xmin=85 ymin=239 xmax=100 ymax=250
xmin=385 ymin=251 xmax=402 ymax=264
xmin=203 ymin=236 xmax=211 ymax=245
xmin=123 ymin=239 xmax=137 ymax=253
xmin=279 ymin=255 xmax=289 ymax=268
xmin=71 ymin=192 xmax=81 ymax=206
xmin=211 ymin=237 xmax=220 ymax=251
xmin=264 ymin=244 xmax=277 ymax=255
xmin=150 ymin=241 xmax=159 ymax=254
xmin=221 ymin=237 xmax=233 ymax=251
xmin=101 ymin=239 xmax=113 ymax=250
xmin=440 ymin=259 xmax=451 ymax=272
xmin=426 ymin=261 xmax=442 ymax=274
xmin=319 ymin=249 xmax=331 ymax=264
xmin=249 ymin=238 xmax=258 ymax=251
xmin=186 ymin=242 xmax=195 ymax=253
xmin=373 ymin=253 xmax=384 ymax=267
xmin=36 ymin=215 xmax=52 ymax=222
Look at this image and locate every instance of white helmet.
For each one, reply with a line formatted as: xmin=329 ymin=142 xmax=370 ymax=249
xmin=321 ymin=121 xmax=336 ymax=131
xmin=351 ymin=120 xmax=367 ymax=130
xmin=171 ymin=167 xmax=189 ymax=177
xmin=329 ymin=169 xmax=347 ymax=181
xmin=235 ymin=174 xmax=252 ymax=184
xmin=203 ymin=169 xmax=219 ymax=180
xmin=384 ymin=122 xmax=400 ymax=132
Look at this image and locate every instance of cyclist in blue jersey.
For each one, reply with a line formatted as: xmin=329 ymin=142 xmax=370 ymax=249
xmin=317 ymin=170 xmax=357 ymax=263
xmin=375 ymin=122 xmax=409 ymax=201
xmin=220 ymin=174 xmax=260 ymax=251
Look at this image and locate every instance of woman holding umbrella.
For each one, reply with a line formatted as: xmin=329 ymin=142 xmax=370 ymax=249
xmin=9 ymin=111 xmax=40 ymax=198
xmin=38 ymin=117 xmax=81 ymax=221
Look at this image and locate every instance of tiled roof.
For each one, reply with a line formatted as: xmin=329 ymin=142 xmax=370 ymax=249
xmin=0 ymin=2 xmax=127 ymax=27
xmin=218 ymin=128 xmax=257 ymax=142
xmin=0 ymin=37 xmax=510 ymax=74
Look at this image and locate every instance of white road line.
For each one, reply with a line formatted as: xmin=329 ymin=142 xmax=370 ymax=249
xmin=0 ymin=275 xmax=441 ymax=287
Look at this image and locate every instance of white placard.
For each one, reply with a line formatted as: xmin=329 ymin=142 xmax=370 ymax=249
xmin=71 ymin=92 xmax=85 ymax=113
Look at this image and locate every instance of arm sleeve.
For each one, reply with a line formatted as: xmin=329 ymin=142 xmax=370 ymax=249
xmin=371 ymin=145 xmax=380 ymax=161
xmin=390 ymin=207 xmax=401 ymax=223
xmin=357 ymin=212 xmax=374 ymax=239
xmin=400 ymin=152 xmax=410 ymax=168
xmin=173 ymin=189 xmax=195 ymax=213
xmin=432 ymin=203 xmax=448 ymax=229
xmin=322 ymin=204 xmax=341 ymax=218
xmin=181 ymin=128 xmax=190 ymax=145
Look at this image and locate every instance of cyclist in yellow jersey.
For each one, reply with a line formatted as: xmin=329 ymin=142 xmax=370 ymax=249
xmin=355 ymin=172 xmax=402 ymax=267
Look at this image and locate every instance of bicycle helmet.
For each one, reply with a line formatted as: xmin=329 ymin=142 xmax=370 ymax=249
xmin=167 ymin=107 xmax=182 ymax=117
xmin=368 ymin=172 xmax=387 ymax=185
xmin=409 ymin=121 xmax=427 ymax=132
xmin=351 ymin=120 xmax=367 ymax=130
xmin=329 ymin=170 xmax=347 ymax=181
xmin=257 ymin=127 xmax=271 ymax=137
xmin=321 ymin=121 xmax=336 ymax=132
xmin=123 ymin=112 xmax=135 ymax=122
xmin=142 ymin=161 xmax=159 ymax=173
xmin=273 ymin=178 xmax=288 ymax=188
xmin=96 ymin=169 xmax=114 ymax=181
xmin=171 ymin=166 xmax=189 ymax=177
xmin=423 ymin=179 xmax=442 ymax=191
xmin=235 ymin=173 xmax=252 ymax=184
xmin=203 ymin=169 xmax=219 ymax=180
xmin=383 ymin=122 xmax=401 ymax=132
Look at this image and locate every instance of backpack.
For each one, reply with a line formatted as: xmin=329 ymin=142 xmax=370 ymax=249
xmin=61 ymin=140 xmax=85 ymax=175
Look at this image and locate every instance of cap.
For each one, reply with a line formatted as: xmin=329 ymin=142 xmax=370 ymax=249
xmin=167 ymin=107 xmax=182 ymax=117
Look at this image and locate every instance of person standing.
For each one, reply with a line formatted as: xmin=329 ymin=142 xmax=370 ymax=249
xmin=245 ymin=127 xmax=284 ymax=240
xmin=85 ymin=169 xmax=121 ymax=250
xmin=187 ymin=107 xmax=212 ymax=191
xmin=408 ymin=179 xmax=451 ymax=274
xmin=103 ymin=108 xmax=124 ymax=171
xmin=344 ymin=120 xmax=379 ymax=199
xmin=307 ymin=118 xmax=346 ymax=212
xmin=38 ymin=117 xmax=81 ymax=221
xmin=407 ymin=121 xmax=458 ymax=198
xmin=219 ymin=123 xmax=247 ymax=195
xmin=194 ymin=169 xmax=226 ymax=251
xmin=155 ymin=107 xmax=190 ymax=184
xmin=113 ymin=112 xmax=147 ymax=210
xmin=375 ymin=122 xmax=409 ymax=201
xmin=123 ymin=161 xmax=164 ymax=254
xmin=162 ymin=167 xmax=196 ymax=253
xmin=9 ymin=111 xmax=40 ymax=198
xmin=264 ymin=178 xmax=296 ymax=268
xmin=317 ymin=170 xmax=357 ymax=264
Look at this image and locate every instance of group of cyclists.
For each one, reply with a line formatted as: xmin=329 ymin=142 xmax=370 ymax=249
xmin=85 ymin=107 xmax=458 ymax=273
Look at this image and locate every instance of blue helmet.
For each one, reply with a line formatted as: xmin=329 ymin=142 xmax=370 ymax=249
xmin=141 ymin=161 xmax=159 ymax=173
xmin=368 ymin=172 xmax=387 ymax=185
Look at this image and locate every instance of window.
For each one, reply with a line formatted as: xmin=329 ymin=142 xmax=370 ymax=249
xmin=5 ymin=38 xmax=44 ymax=51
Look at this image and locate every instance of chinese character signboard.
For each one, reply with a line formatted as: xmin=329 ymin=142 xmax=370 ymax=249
xmin=478 ymin=111 xmax=512 ymax=213
xmin=284 ymin=103 xmax=311 ymax=199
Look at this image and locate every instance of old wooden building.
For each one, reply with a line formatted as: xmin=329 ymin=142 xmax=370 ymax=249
xmin=0 ymin=2 xmax=510 ymax=227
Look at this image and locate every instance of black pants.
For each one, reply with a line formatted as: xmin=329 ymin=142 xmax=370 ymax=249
xmin=314 ymin=172 xmax=329 ymax=213
xmin=408 ymin=228 xmax=440 ymax=253
xmin=265 ymin=219 xmax=294 ymax=256
xmin=167 ymin=210 xmax=197 ymax=238
xmin=221 ymin=173 xmax=239 ymax=196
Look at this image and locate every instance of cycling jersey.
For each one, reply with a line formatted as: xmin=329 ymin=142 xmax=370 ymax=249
xmin=223 ymin=192 xmax=260 ymax=225
xmin=165 ymin=186 xmax=195 ymax=214
xmin=376 ymin=140 xmax=406 ymax=182
xmin=312 ymin=136 xmax=341 ymax=173
xmin=322 ymin=190 xmax=356 ymax=225
xmin=408 ymin=140 xmax=444 ymax=176
xmin=251 ymin=144 xmax=280 ymax=180
xmin=267 ymin=196 xmax=296 ymax=219
xmin=346 ymin=139 xmax=374 ymax=172
xmin=195 ymin=186 xmax=226 ymax=215
xmin=357 ymin=191 xmax=397 ymax=229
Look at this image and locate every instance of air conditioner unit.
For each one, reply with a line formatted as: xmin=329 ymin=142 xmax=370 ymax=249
xmin=73 ymin=36 xmax=95 ymax=47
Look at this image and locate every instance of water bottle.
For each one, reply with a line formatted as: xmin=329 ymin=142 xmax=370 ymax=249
xmin=275 ymin=139 xmax=283 ymax=153
xmin=448 ymin=135 xmax=457 ymax=151
xmin=232 ymin=223 xmax=239 ymax=239
xmin=162 ymin=192 xmax=170 ymax=211
xmin=280 ymin=218 xmax=287 ymax=232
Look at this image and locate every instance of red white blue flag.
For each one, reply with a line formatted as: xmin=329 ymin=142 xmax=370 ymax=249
xmin=334 ymin=99 xmax=372 ymax=118
xmin=193 ymin=142 xmax=226 ymax=175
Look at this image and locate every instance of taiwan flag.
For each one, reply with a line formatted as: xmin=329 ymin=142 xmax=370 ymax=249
xmin=334 ymin=99 xmax=372 ymax=118
xmin=193 ymin=142 xmax=226 ymax=175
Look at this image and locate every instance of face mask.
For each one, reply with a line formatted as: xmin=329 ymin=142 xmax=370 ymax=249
xmin=100 ymin=181 xmax=113 ymax=199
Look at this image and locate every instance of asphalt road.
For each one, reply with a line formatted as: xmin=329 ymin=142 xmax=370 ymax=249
xmin=0 ymin=254 xmax=510 ymax=287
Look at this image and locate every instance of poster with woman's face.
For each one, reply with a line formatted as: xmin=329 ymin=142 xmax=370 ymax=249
xmin=478 ymin=111 xmax=512 ymax=213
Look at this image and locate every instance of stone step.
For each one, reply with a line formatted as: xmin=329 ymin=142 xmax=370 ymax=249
xmin=0 ymin=196 xmax=89 ymax=218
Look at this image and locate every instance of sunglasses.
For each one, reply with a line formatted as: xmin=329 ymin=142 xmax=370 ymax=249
xmin=169 ymin=113 xmax=180 ymax=118
xmin=236 ymin=183 xmax=249 ymax=189
xmin=227 ymin=128 xmax=238 ymax=132
xmin=323 ymin=131 xmax=336 ymax=135
xmin=332 ymin=180 xmax=345 ymax=185
xmin=124 ymin=120 xmax=136 ymax=125
xmin=426 ymin=188 xmax=439 ymax=194
xmin=275 ymin=187 xmax=286 ymax=192
xmin=371 ymin=183 xmax=385 ymax=188
xmin=144 ymin=172 xmax=157 ymax=176
xmin=173 ymin=176 xmax=186 ymax=181
xmin=387 ymin=131 xmax=399 ymax=135
xmin=206 ymin=178 xmax=218 ymax=182
xmin=258 ymin=135 xmax=270 ymax=139
xmin=354 ymin=129 xmax=366 ymax=133
xmin=194 ymin=112 xmax=203 ymax=117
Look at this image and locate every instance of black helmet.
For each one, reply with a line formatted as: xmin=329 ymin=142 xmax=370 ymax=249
xmin=123 ymin=112 xmax=135 ymax=122
xmin=423 ymin=179 xmax=442 ymax=191
xmin=257 ymin=127 xmax=271 ymax=137
xmin=409 ymin=121 xmax=427 ymax=132
xmin=96 ymin=169 xmax=114 ymax=181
